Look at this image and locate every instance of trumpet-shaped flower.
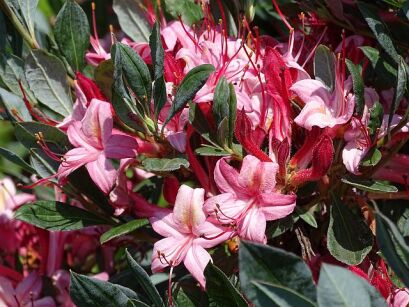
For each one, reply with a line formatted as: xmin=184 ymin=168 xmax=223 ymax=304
xmin=204 ymin=155 xmax=296 ymax=243
xmin=150 ymin=185 xmax=231 ymax=288
xmin=58 ymin=99 xmax=138 ymax=194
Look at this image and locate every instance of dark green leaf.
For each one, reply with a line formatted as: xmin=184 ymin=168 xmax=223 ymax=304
xmin=251 ymin=281 xmax=317 ymax=307
xmin=164 ymin=64 xmax=214 ymax=127
xmin=239 ymin=241 xmax=316 ymax=305
xmin=70 ymin=271 xmax=139 ymax=307
xmin=314 ymin=45 xmax=335 ymax=91
xmin=376 ymin=211 xmax=409 ymax=287
xmin=19 ymin=0 xmax=39 ymax=38
xmin=341 ymin=178 xmax=398 ymax=193
xmin=0 ymin=147 xmax=35 ymax=172
xmin=54 ymin=0 xmax=90 ymax=71
xmin=125 ymin=250 xmax=164 ymax=307
xmin=346 ymin=59 xmax=365 ymax=116
xmin=113 ymin=0 xmax=151 ymax=42
xmin=14 ymin=201 xmax=108 ymax=231
xmin=327 ymin=195 xmax=373 ymax=265
xmin=358 ymin=1 xmax=399 ymax=62
xmin=25 ymin=50 xmax=72 ymax=117
xmin=368 ymin=100 xmax=384 ymax=138
xmin=165 ymin=0 xmax=203 ymax=25
xmin=213 ymin=77 xmax=230 ymax=128
xmin=29 ymin=148 xmax=58 ymax=179
xmin=317 ymin=264 xmax=387 ymax=307
xmin=142 ymin=157 xmax=189 ymax=172
xmin=100 ymin=219 xmax=149 ymax=244
xmin=149 ymin=22 xmax=166 ymax=117
xmin=389 ymin=57 xmax=408 ymax=131
xmin=95 ymin=59 xmax=114 ymax=101
xmin=228 ymin=83 xmax=237 ymax=147
xmin=217 ymin=117 xmax=229 ymax=148
xmin=0 ymin=88 xmax=32 ymax=121
xmin=204 ymin=263 xmax=248 ymax=307
xmin=188 ymin=103 xmax=214 ymax=144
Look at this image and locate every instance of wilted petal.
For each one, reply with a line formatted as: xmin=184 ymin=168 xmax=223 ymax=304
xmin=183 ymin=244 xmax=212 ymax=288
xmin=85 ymin=154 xmax=117 ymax=194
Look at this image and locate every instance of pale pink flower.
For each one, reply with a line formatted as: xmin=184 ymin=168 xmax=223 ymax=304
xmin=150 ymin=185 xmax=231 ymax=288
xmin=291 ymin=67 xmax=355 ymax=130
xmin=204 ymin=155 xmax=296 ymax=243
xmin=58 ymin=99 xmax=138 ymax=194
xmin=0 ymin=273 xmax=55 ymax=307
xmin=388 ymin=288 xmax=409 ymax=307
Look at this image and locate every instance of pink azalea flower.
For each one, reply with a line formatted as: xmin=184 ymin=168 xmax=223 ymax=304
xmin=58 ymin=99 xmax=138 ymax=194
xmin=388 ymin=288 xmax=409 ymax=307
xmin=204 ymin=155 xmax=296 ymax=243
xmin=0 ymin=273 xmax=55 ymax=307
xmin=291 ymin=64 xmax=355 ymax=130
xmin=150 ymin=185 xmax=231 ymax=288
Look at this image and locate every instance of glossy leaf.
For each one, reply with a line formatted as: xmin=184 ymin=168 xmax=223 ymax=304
xmin=376 ymin=211 xmax=409 ymax=287
xmin=204 ymin=263 xmax=248 ymax=307
xmin=317 ymin=264 xmax=387 ymax=307
xmin=125 ymin=250 xmax=165 ymax=307
xmin=70 ymin=271 xmax=139 ymax=307
xmin=213 ymin=77 xmax=230 ymax=128
xmin=25 ymin=50 xmax=72 ymax=117
xmin=239 ymin=241 xmax=316 ymax=305
xmin=327 ymin=195 xmax=373 ymax=265
xmin=0 ymin=146 xmax=35 ymax=173
xmin=113 ymin=0 xmax=150 ymax=42
xmin=314 ymin=45 xmax=335 ymax=91
xmin=389 ymin=57 xmax=408 ymax=131
xmin=251 ymin=281 xmax=316 ymax=307
xmin=142 ymin=157 xmax=189 ymax=172
xmin=100 ymin=219 xmax=149 ymax=244
xmin=228 ymin=83 xmax=237 ymax=147
xmin=164 ymin=64 xmax=214 ymax=127
xmin=0 ymin=88 xmax=31 ymax=121
xmin=54 ymin=0 xmax=90 ymax=71
xmin=14 ymin=201 xmax=109 ymax=231
xmin=341 ymin=178 xmax=398 ymax=193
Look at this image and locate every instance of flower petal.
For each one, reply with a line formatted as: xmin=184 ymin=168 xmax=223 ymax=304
xmin=104 ymin=134 xmax=138 ymax=159
xmin=85 ymin=154 xmax=116 ymax=194
xmin=238 ymin=207 xmax=267 ymax=243
xmin=259 ymin=192 xmax=296 ymax=221
xmin=183 ymin=244 xmax=212 ymax=288
xmin=81 ymin=99 xmax=112 ymax=148
xmin=214 ymin=158 xmax=245 ymax=196
xmin=151 ymin=236 xmax=191 ymax=273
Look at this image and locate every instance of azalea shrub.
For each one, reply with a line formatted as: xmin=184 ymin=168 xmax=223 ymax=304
xmin=1 ymin=0 xmax=409 ymax=306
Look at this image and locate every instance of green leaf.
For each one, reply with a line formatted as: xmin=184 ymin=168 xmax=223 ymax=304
xmin=113 ymin=0 xmax=151 ymax=42
xmin=341 ymin=178 xmax=398 ymax=193
xmin=368 ymin=100 xmax=384 ymax=138
xmin=346 ymin=59 xmax=365 ymax=116
xmin=25 ymin=50 xmax=72 ymax=117
xmin=165 ymin=0 xmax=203 ymax=25
xmin=114 ymin=43 xmax=152 ymax=104
xmin=317 ymin=264 xmax=387 ymax=307
xmin=29 ymin=148 xmax=58 ymax=179
xmin=251 ymin=281 xmax=317 ymax=307
xmin=389 ymin=57 xmax=408 ymax=131
xmin=361 ymin=148 xmax=382 ymax=167
xmin=70 ymin=271 xmax=139 ymax=307
xmin=125 ymin=250 xmax=165 ymax=307
xmin=213 ymin=77 xmax=230 ymax=128
xmin=14 ymin=201 xmax=108 ymax=231
xmin=188 ymin=103 xmax=214 ymax=144
xmin=95 ymin=59 xmax=114 ymax=101
xmin=358 ymin=1 xmax=399 ymax=62
xmin=327 ymin=195 xmax=373 ymax=265
xmin=268 ymin=215 xmax=295 ymax=238
xmin=296 ymin=207 xmax=318 ymax=228
xmin=376 ymin=211 xmax=409 ymax=287
xmin=0 ymin=88 xmax=32 ymax=121
xmin=217 ymin=117 xmax=229 ymax=148
xmin=100 ymin=219 xmax=149 ymax=244
xmin=142 ymin=157 xmax=189 ymax=172
xmin=239 ymin=241 xmax=316 ymax=305
xmin=314 ymin=45 xmax=335 ymax=91
xmin=149 ymin=22 xmax=166 ymax=118
xmin=164 ymin=64 xmax=214 ymax=127
xmin=19 ymin=0 xmax=39 ymax=38
xmin=195 ymin=146 xmax=230 ymax=156
xmin=228 ymin=83 xmax=237 ymax=147
xmin=54 ymin=0 xmax=90 ymax=71
xmin=0 ymin=147 xmax=35 ymax=172
xmin=204 ymin=263 xmax=248 ymax=307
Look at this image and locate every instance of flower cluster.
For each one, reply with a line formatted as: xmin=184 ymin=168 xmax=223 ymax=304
xmin=1 ymin=0 xmax=409 ymax=306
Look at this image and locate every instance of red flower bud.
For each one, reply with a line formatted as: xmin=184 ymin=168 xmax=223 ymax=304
xmin=163 ymin=176 xmax=179 ymax=205
xmin=75 ymin=72 xmax=107 ymax=102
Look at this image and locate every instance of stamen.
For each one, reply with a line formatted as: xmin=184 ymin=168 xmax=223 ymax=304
xmin=178 ymin=16 xmax=202 ymax=52
xmin=271 ymin=0 xmax=293 ymax=31
xmin=91 ymin=2 xmax=99 ymax=42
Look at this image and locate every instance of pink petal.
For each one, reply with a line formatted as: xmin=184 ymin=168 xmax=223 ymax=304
xmin=290 ymin=79 xmax=331 ymax=108
xmin=0 ymin=276 xmax=17 ymax=306
xmin=11 ymin=193 xmax=36 ymax=207
xmin=173 ymin=185 xmax=206 ymax=234
xmin=166 ymin=132 xmax=187 ymax=153
xmin=259 ymin=192 xmax=296 ymax=221
xmin=67 ymin=122 xmax=94 ymax=150
xmin=58 ymin=148 xmax=100 ymax=183
xmin=32 ymin=297 xmax=56 ymax=307
xmin=238 ymin=207 xmax=267 ymax=243
xmin=214 ymin=158 xmax=244 ymax=196
xmin=183 ymin=244 xmax=212 ymax=288
xmin=203 ymin=193 xmax=247 ymax=224
xmin=16 ymin=272 xmax=42 ymax=304
xmin=194 ymin=221 xmax=233 ymax=248
xmin=104 ymin=134 xmax=138 ymax=159
xmin=238 ymin=155 xmax=279 ymax=194
xmin=151 ymin=236 xmax=191 ymax=273
xmin=81 ymin=99 xmax=112 ymax=148
xmin=85 ymin=154 xmax=117 ymax=194
xmin=342 ymin=141 xmax=368 ymax=175
xmin=150 ymin=212 xmax=184 ymax=239
xmin=294 ymin=100 xmax=336 ymax=130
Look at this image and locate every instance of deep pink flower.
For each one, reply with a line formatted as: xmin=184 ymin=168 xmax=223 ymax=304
xmin=149 ymin=185 xmax=231 ymax=288
xmin=204 ymin=155 xmax=296 ymax=243
xmin=58 ymin=99 xmax=138 ymax=194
